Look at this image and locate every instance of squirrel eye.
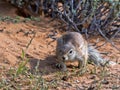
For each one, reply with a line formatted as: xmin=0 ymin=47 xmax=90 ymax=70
xmin=69 ymin=50 xmax=73 ymax=54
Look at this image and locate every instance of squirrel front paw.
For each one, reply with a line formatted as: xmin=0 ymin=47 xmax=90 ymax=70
xmin=56 ymin=63 xmax=67 ymax=71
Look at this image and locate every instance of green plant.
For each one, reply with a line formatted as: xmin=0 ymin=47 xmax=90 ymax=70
xmin=96 ymin=64 xmax=108 ymax=90
xmin=16 ymin=31 xmax=36 ymax=76
xmin=16 ymin=49 xmax=29 ymax=76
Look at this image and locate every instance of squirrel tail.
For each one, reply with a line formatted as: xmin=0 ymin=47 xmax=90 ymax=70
xmin=88 ymin=45 xmax=117 ymax=66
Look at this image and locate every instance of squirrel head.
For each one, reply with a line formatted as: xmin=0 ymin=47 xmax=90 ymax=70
xmin=56 ymin=43 xmax=77 ymax=62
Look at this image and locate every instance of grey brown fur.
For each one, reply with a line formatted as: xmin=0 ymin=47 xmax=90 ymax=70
xmin=56 ymin=32 xmax=116 ymax=71
xmin=56 ymin=32 xmax=88 ymax=71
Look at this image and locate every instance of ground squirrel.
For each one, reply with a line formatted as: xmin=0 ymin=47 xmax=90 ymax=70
xmin=56 ymin=32 xmax=116 ymax=72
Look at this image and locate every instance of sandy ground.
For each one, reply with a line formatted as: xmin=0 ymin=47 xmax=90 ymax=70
xmin=0 ymin=1 xmax=120 ymax=90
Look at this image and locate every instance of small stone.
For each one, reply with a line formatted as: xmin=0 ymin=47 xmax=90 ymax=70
xmin=66 ymin=83 xmax=72 ymax=86
xmin=88 ymin=85 xmax=95 ymax=90
xmin=61 ymin=76 xmax=68 ymax=81
xmin=101 ymin=79 xmax=109 ymax=84
xmin=0 ymin=29 xmax=4 ymax=32
xmin=76 ymin=80 xmax=80 ymax=83
xmin=90 ymin=75 xmax=96 ymax=79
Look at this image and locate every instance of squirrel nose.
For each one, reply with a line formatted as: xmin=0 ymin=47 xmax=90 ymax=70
xmin=62 ymin=56 xmax=66 ymax=60
xmin=62 ymin=56 xmax=68 ymax=61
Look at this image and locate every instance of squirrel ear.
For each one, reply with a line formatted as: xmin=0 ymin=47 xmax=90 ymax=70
xmin=57 ymin=38 xmax=63 ymax=47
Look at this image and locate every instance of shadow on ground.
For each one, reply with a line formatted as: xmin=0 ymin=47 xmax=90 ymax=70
xmin=29 ymin=55 xmax=60 ymax=75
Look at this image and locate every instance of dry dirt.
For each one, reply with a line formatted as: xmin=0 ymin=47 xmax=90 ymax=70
xmin=0 ymin=1 xmax=120 ymax=90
